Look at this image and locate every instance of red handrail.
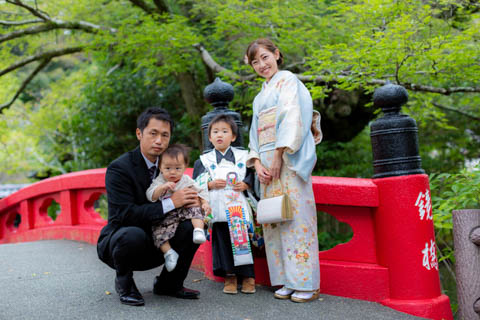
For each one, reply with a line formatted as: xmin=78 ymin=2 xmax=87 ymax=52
xmin=0 ymin=169 xmax=452 ymax=320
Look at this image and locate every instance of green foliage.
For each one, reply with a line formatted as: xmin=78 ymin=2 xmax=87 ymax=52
xmin=317 ymin=211 xmax=353 ymax=251
xmin=0 ymin=69 xmax=86 ymax=178
xmin=70 ymin=62 xmax=171 ymax=168
xmin=47 ymin=200 xmax=61 ymax=221
xmin=0 ymin=0 xmax=479 ymax=185
xmin=94 ymin=194 xmax=108 ymax=220
xmin=307 ymin=0 xmax=480 ymax=94
xmin=431 ymin=165 xmax=480 ymax=231
xmin=429 ymin=165 xmax=480 ymax=305
xmin=93 ymin=11 xmax=203 ymax=79
xmin=314 ymin=127 xmax=373 ymax=178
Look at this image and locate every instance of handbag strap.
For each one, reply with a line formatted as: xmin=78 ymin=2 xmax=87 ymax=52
xmin=262 ymin=179 xmax=285 ymax=199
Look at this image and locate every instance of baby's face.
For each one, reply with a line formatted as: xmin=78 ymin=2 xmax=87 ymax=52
xmin=160 ymin=154 xmax=186 ymax=183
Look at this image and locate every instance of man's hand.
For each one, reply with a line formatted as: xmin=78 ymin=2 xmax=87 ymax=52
xmin=208 ymin=179 xmax=227 ymax=190
xmin=170 ymin=187 xmax=199 ymax=209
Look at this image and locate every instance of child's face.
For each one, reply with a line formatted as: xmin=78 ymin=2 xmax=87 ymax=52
xmin=209 ymin=121 xmax=236 ymax=153
xmin=160 ymin=154 xmax=186 ymax=183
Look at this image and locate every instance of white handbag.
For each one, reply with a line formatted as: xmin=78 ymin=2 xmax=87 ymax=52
xmin=256 ymin=180 xmax=293 ymax=224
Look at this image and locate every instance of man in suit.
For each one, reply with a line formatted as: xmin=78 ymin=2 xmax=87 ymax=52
xmin=97 ymin=107 xmax=201 ymax=306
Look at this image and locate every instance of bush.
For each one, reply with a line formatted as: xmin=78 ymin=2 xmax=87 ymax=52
xmin=430 ymin=165 xmax=480 ymax=233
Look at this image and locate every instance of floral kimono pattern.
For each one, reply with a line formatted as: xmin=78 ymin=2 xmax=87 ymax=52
xmin=247 ymin=70 xmax=320 ymax=291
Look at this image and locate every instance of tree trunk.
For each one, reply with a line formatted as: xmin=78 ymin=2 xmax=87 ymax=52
xmin=176 ymin=71 xmax=206 ymax=147
xmin=176 ymin=71 xmax=205 ymax=117
xmin=318 ymin=89 xmax=378 ymax=142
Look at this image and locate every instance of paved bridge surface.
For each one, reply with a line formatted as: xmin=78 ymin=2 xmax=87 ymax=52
xmin=0 ymin=240 xmax=426 ymax=320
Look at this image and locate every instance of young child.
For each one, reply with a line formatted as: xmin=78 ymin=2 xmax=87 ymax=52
xmin=146 ymin=144 xmax=211 ymax=272
xmin=193 ymin=114 xmax=256 ymax=294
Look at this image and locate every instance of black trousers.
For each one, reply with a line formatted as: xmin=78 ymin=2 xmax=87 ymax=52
xmin=212 ymin=222 xmax=255 ymax=279
xmin=106 ymin=220 xmax=199 ymax=292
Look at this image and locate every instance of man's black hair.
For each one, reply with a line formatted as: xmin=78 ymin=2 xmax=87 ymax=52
xmin=137 ymin=107 xmax=174 ymax=133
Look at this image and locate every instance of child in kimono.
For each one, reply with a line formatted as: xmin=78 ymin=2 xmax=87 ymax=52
xmin=147 ymin=144 xmax=211 ymax=272
xmin=193 ymin=114 xmax=256 ymax=294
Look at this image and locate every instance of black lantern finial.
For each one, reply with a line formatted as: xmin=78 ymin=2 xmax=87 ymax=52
xmin=203 ymin=77 xmax=234 ymax=108
xmin=370 ymin=83 xmax=424 ymax=178
xmin=200 ymin=78 xmax=244 ymax=153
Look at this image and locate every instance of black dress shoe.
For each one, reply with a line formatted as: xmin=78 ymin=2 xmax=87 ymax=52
xmin=129 ymin=280 xmax=143 ymax=300
xmin=153 ymin=277 xmax=199 ymax=299
xmin=115 ymin=275 xmax=145 ymax=306
xmin=155 ymin=287 xmax=200 ymax=299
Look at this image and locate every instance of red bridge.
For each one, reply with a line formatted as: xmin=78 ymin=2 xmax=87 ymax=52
xmin=0 ymin=168 xmax=452 ymax=319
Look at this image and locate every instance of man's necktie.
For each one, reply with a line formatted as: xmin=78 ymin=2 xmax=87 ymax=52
xmin=149 ymin=166 xmax=157 ymax=181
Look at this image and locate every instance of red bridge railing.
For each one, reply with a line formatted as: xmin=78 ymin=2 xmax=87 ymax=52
xmin=0 ymin=169 xmax=106 ymax=245
xmin=0 ymin=169 xmax=452 ymax=320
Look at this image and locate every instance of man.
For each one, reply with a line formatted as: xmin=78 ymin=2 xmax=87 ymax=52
xmin=97 ymin=107 xmax=201 ymax=306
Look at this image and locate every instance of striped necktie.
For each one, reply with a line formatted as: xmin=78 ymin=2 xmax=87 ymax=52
xmin=148 ymin=166 xmax=157 ymax=181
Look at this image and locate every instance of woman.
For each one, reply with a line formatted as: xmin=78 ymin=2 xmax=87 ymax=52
xmin=245 ymin=38 xmax=321 ymax=303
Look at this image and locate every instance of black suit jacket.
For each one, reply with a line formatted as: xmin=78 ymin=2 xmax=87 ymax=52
xmin=97 ymin=146 xmax=165 ymax=263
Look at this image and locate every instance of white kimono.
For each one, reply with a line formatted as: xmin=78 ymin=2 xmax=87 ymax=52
xmin=196 ymin=147 xmax=252 ymax=224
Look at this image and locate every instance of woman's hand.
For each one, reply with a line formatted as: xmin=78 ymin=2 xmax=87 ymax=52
xmin=270 ymin=148 xmax=284 ymax=180
xmin=254 ymin=159 xmax=272 ymax=185
xmin=208 ymin=179 xmax=227 ymax=190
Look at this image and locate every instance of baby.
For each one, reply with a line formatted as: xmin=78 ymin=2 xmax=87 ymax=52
xmin=146 ymin=144 xmax=211 ymax=272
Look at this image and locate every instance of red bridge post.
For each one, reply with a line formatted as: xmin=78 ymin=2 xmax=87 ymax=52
xmin=370 ymin=83 xmax=452 ymax=319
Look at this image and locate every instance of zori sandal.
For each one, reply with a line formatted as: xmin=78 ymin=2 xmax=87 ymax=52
xmin=290 ymin=290 xmax=320 ymax=303
xmin=274 ymin=286 xmax=294 ymax=299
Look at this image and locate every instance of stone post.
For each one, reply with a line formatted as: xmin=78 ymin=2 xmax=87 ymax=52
xmin=453 ymin=209 xmax=480 ymax=320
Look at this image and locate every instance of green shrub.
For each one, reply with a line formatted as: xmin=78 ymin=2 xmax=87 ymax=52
xmin=431 ymin=165 xmax=480 ymax=233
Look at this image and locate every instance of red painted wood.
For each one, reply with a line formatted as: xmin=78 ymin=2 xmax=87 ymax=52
xmin=0 ymin=169 xmax=106 ymax=245
xmin=312 ymin=176 xmax=378 ymax=207
xmin=0 ymin=169 xmax=452 ymax=320
xmin=374 ymin=175 xmax=442 ymax=299
xmin=317 ymin=205 xmax=377 ymax=264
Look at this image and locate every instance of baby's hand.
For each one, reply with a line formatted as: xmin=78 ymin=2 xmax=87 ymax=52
xmin=208 ymin=179 xmax=227 ymax=190
xmin=202 ymin=202 xmax=212 ymax=215
xmin=165 ymin=181 xmax=176 ymax=191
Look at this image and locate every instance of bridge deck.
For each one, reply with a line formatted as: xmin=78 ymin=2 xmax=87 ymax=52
xmin=0 ymin=240 xmax=425 ymax=320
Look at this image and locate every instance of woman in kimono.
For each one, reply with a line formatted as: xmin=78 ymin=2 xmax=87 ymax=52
xmin=245 ymin=38 xmax=321 ymax=303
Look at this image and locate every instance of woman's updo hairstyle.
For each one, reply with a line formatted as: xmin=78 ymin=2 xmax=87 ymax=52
xmin=245 ymin=38 xmax=284 ymax=66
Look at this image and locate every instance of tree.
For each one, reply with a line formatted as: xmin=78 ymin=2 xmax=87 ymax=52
xmin=0 ymin=0 xmax=479 ymax=178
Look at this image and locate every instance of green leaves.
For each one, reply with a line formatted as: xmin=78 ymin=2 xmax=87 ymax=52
xmin=430 ymin=166 xmax=480 ymax=232
xmin=0 ymin=0 xmax=479 ymax=182
xmin=307 ymin=0 xmax=480 ymax=94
